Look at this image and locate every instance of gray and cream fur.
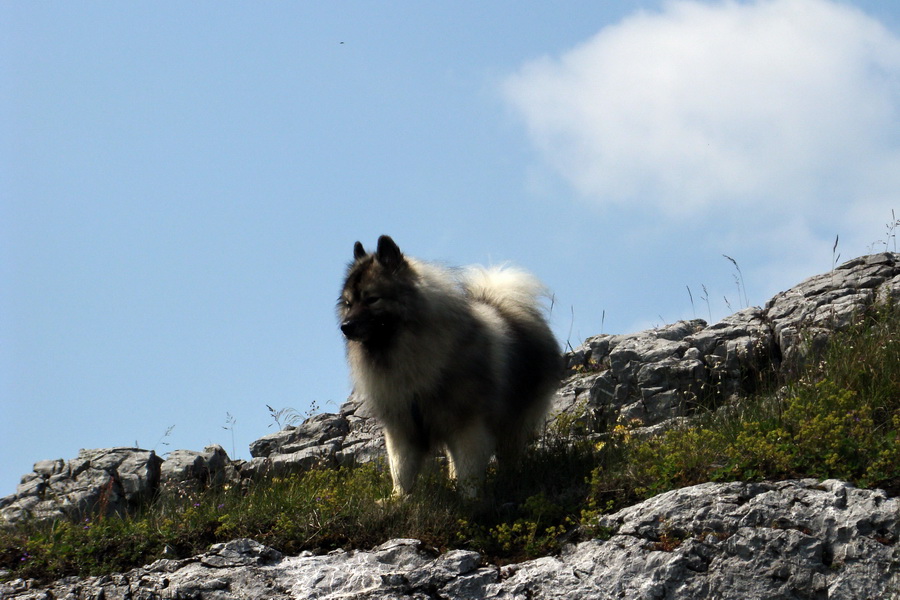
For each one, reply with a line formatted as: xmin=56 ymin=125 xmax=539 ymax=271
xmin=338 ymin=235 xmax=561 ymax=497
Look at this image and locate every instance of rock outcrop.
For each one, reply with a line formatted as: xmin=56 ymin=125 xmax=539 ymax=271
xmin=4 ymin=480 xmax=898 ymax=599
xmin=2 ymin=253 xmax=900 ymax=597
xmin=13 ymin=254 xmax=896 ymax=527
xmin=0 ymin=448 xmax=162 ymax=525
xmin=556 ymin=252 xmax=900 ymax=431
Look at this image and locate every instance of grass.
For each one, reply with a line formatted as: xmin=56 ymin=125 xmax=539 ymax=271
xmin=2 ymin=304 xmax=899 ymax=583
xmin=593 ymin=302 xmax=900 ymax=500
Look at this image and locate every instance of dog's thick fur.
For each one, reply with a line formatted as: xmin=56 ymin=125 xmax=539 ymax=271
xmin=338 ymin=235 xmax=561 ymax=497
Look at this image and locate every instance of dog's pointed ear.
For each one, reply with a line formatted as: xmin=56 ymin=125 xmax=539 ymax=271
xmin=376 ymin=235 xmax=404 ymax=270
xmin=353 ymin=241 xmax=367 ymax=261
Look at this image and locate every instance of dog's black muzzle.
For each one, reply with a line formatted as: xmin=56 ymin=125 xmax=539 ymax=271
xmin=340 ymin=318 xmax=367 ymax=341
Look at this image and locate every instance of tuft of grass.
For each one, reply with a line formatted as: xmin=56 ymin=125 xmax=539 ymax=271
xmin=869 ymin=210 xmax=900 ymax=253
xmin=267 ymin=401 xmax=322 ymax=430
xmin=3 ymin=304 xmax=899 ymax=583
xmin=723 ymin=254 xmax=749 ymax=309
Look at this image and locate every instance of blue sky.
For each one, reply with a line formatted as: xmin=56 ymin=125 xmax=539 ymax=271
xmin=3 ymin=0 xmax=900 ymax=496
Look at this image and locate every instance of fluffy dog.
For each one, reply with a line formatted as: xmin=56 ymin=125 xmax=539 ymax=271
xmin=338 ymin=235 xmax=561 ymax=497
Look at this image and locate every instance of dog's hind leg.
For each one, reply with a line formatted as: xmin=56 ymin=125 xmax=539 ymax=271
xmin=384 ymin=429 xmax=426 ymax=498
xmin=445 ymin=421 xmax=495 ymax=499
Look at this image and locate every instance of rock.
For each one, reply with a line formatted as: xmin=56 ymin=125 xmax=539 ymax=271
xmin=243 ymin=412 xmax=353 ymax=479
xmin=160 ymin=445 xmax=240 ymax=493
xmin=1 ymin=446 xmax=240 ymax=525
xmin=249 ymin=413 xmax=350 ymax=458
xmin=244 ymin=395 xmax=389 ymax=480
xmin=4 ymin=480 xmax=897 ymax=599
xmin=550 ymin=253 xmax=900 ymax=432
xmin=549 ymin=308 xmax=779 ymax=433
xmin=766 ymin=252 xmax=900 ymax=374
xmin=335 ymin=394 xmax=388 ymax=465
xmin=587 ymin=479 xmax=900 ymax=599
xmin=1 ymin=448 xmax=162 ymax=524
xmin=201 ymin=538 xmax=283 ymax=568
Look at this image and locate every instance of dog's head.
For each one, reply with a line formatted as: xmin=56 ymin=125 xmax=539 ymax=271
xmin=338 ymin=235 xmax=414 ymax=347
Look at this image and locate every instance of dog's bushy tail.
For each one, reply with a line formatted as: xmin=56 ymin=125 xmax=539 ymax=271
xmin=462 ymin=265 xmax=549 ymax=317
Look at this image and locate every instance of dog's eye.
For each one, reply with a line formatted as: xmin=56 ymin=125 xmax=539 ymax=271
xmin=363 ymin=295 xmax=381 ymax=306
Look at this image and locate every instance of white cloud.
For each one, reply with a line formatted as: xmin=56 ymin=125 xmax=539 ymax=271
xmin=503 ymin=0 xmax=900 ymax=221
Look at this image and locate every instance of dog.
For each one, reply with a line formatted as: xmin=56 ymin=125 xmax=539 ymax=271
xmin=338 ymin=235 xmax=561 ymax=497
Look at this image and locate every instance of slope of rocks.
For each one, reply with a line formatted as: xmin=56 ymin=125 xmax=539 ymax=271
xmin=4 ymin=480 xmax=897 ymax=599
xmin=2 ymin=253 xmax=900 ymax=598
xmin=8 ymin=253 xmax=899 ymax=526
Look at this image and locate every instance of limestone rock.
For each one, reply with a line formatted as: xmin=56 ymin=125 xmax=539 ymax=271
xmin=249 ymin=413 xmax=349 ymax=459
xmin=588 ymin=479 xmax=900 ymax=599
xmin=1 ymin=448 xmax=161 ymax=524
xmin=553 ymin=253 xmax=900 ymax=431
xmin=4 ymin=480 xmax=897 ymax=599
xmin=160 ymin=445 xmax=240 ymax=493
xmin=767 ymin=252 xmax=900 ymax=373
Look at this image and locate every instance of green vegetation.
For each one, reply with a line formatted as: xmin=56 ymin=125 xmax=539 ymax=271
xmin=2 ymin=305 xmax=899 ymax=583
xmin=600 ymin=303 xmax=900 ymax=499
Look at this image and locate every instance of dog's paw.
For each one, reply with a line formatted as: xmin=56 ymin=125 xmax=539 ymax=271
xmin=375 ymin=490 xmax=409 ymax=506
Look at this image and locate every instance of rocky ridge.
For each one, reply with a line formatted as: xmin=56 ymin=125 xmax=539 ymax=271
xmin=2 ymin=253 xmax=900 ymax=597
xmin=8 ymin=254 xmax=899 ymax=526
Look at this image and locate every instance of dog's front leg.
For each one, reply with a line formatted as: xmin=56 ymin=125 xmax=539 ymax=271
xmin=445 ymin=421 xmax=495 ymax=499
xmin=383 ymin=428 xmax=425 ymax=498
